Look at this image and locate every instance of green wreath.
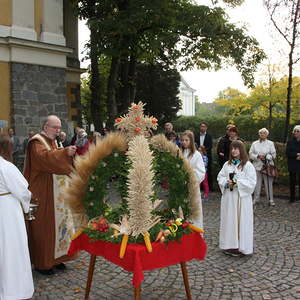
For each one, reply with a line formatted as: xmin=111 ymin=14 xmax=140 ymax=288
xmin=83 ymin=146 xmax=192 ymax=243
xmin=65 ymin=103 xmax=203 ymax=249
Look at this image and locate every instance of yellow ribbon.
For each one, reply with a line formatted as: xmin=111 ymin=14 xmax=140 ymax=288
xmin=168 ymin=223 xmax=178 ymax=236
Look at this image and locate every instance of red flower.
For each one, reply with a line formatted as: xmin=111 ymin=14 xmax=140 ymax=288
xmin=182 ymin=222 xmax=189 ymax=229
xmin=115 ymin=117 xmax=122 ymax=123
xmin=91 ymin=222 xmax=98 ymax=230
xmin=133 ymin=105 xmax=139 ymax=110
xmin=134 ymin=127 xmax=141 ymax=133
xmin=151 ymin=118 xmax=158 ymax=124
xmin=135 ymin=117 xmax=141 ymax=122
xmin=98 ymin=217 xmax=108 ymax=225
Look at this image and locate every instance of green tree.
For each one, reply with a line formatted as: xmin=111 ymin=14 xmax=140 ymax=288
xmin=80 ymin=76 xmax=92 ymax=125
xmin=80 ymin=56 xmax=111 ymax=128
xmin=214 ymin=88 xmax=250 ymax=118
xmin=264 ymin=0 xmax=300 ymax=141
xmin=195 ymin=98 xmax=226 ymax=118
xmin=248 ymin=76 xmax=300 ymax=126
xmin=73 ymin=0 xmax=265 ymax=126
xmin=134 ymin=63 xmax=181 ymax=124
xmin=213 ymin=76 xmax=300 ymax=132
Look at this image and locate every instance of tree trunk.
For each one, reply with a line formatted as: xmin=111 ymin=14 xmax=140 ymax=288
xmin=118 ymin=58 xmax=129 ymax=114
xmin=268 ymin=101 xmax=272 ymax=130
xmin=129 ymin=56 xmax=137 ymax=102
xmin=267 ymin=66 xmax=273 ymax=131
xmin=265 ymin=0 xmax=300 ymax=142
xmin=89 ymin=23 xmax=102 ymax=132
xmin=119 ymin=55 xmax=137 ymax=113
xmin=106 ymin=56 xmax=120 ymax=128
xmin=284 ymin=55 xmax=293 ymax=142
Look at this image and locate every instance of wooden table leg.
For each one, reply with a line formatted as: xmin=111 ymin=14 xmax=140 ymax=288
xmin=180 ymin=262 xmax=192 ymax=300
xmin=134 ymin=285 xmax=141 ymax=300
xmin=84 ymin=254 xmax=97 ymax=300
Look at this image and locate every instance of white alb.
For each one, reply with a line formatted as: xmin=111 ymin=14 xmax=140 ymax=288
xmin=0 ymin=156 xmax=34 ymax=300
xmin=182 ymin=149 xmax=205 ymax=228
xmin=217 ymin=161 xmax=256 ymax=255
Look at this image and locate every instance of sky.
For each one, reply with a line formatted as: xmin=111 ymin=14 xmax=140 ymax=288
xmin=78 ymin=0 xmax=280 ymax=103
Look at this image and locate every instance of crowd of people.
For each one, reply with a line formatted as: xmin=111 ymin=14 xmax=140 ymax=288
xmin=8 ymin=126 xmax=105 ymax=167
xmin=0 ymin=115 xmax=300 ymax=299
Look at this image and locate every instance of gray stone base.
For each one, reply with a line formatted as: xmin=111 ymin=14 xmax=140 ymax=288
xmin=11 ymin=62 xmax=68 ymax=136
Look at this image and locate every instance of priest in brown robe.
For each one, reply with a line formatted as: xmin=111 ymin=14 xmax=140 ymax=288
xmin=24 ymin=115 xmax=77 ymax=275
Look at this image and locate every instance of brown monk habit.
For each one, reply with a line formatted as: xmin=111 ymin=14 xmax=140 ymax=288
xmin=24 ymin=133 xmax=73 ymax=269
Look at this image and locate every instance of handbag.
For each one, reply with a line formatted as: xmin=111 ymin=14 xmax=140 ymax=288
xmin=260 ymin=164 xmax=278 ymax=177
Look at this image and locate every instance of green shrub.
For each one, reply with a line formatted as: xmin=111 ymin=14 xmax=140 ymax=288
xmin=172 ymin=115 xmax=293 ymax=142
xmin=202 ymin=141 xmax=289 ymax=188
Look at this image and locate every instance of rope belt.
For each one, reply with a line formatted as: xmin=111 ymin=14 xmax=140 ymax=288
xmin=0 ymin=192 xmax=11 ymax=196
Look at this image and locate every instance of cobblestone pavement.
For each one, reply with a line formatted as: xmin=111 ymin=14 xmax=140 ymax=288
xmin=32 ymin=194 xmax=300 ymax=300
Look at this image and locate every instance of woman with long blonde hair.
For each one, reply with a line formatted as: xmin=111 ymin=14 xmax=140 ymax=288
xmin=180 ymin=130 xmax=206 ymax=228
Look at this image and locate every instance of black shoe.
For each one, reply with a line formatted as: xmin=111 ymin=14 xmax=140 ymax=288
xmin=35 ymin=268 xmax=55 ymax=275
xmin=223 ymin=249 xmax=242 ymax=257
xmin=223 ymin=250 xmax=239 ymax=257
xmin=55 ymin=263 xmax=66 ymax=270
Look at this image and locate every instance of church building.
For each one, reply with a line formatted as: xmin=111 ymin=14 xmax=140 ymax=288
xmin=0 ymin=0 xmax=82 ymax=136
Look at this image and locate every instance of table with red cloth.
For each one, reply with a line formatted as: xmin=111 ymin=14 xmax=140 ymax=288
xmin=68 ymin=232 xmax=207 ymax=299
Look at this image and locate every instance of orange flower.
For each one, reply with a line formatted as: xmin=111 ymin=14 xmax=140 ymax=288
xmin=151 ymin=118 xmax=158 ymax=124
xmin=115 ymin=117 xmax=122 ymax=123
xmin=134 ymin=127 xmax=141 ymax=133
xmin=135 ymin=117 xmax=141 ymax=122
xmin=133 ymin=105 xmax=139 ymax=110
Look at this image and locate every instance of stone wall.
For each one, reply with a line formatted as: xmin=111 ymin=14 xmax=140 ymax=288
xmin=11 ymin=62 xmax=68 ymax=136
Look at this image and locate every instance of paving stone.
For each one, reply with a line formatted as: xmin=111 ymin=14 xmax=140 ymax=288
xmin=31 ymin=194 xmax=300 ymax=299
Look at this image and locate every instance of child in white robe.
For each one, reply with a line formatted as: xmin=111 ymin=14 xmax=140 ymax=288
xmin=217 ymin=140 xmax=256 ymax=256
xmin=180 ymin=130 xmax=206 ymax=229
xmin=0 ymin=134 xmax=34 ymax=300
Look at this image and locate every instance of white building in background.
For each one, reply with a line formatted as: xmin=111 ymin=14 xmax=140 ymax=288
xmin=177 ymin=75 xmax=196 ymax=116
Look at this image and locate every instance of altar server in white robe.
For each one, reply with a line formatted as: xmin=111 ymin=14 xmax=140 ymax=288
xmin=0 ymin=134 xmax=34 ymax=300
xmin=180 ymin=130 xmax=206 ymax=229
xmin=217 ymin=140 xmax=256 ymax=256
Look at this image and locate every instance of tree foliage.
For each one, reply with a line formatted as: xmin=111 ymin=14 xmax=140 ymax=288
xmin=264 ymin=0 xmax=300 ymax=141
xmin=72 ymin=0 xmax=265 ymax=126
xmin=214 ymin=87 xmax=250 ymax=118
xmin=248 ymin=76 xmax=300 ymax=124
xmin=212 ymin=76 xmax=300 ymax=130
xmin=134 ymin=63 xmax=181 ymax=125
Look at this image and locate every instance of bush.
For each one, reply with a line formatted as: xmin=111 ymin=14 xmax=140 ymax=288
xmin=172 ymin=115 xmax=293 ymax=142
xmin=274 ymin=142 xmax=289 ymax=185
xmin=209 ymin=141 xmax=289 ymax=187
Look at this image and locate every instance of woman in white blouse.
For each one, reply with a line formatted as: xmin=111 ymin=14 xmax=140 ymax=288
xmin=249 ymin=128 xmax=276 ymax=206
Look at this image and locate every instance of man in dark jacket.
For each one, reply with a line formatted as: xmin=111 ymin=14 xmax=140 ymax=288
xmin=195 ymin=122 xmax=213 ymax=191
xmin=286 ymin=125 xmax=300 ymax=203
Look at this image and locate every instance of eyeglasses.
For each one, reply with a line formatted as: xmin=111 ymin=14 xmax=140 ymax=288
xmin=294 ymin=130 xmax=300 ymax=132
xmin=47 ymin=125 xmax=61 ymax=130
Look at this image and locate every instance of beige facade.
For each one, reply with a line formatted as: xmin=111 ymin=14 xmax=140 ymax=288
xmin=0 ymin=0 xmax=12 ymax=26
xmin=0 ymin=62 xmax=10 ymax=126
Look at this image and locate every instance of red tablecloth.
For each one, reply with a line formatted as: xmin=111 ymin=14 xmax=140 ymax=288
xmin=68 ymin=232 xmax=207 ymax=287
